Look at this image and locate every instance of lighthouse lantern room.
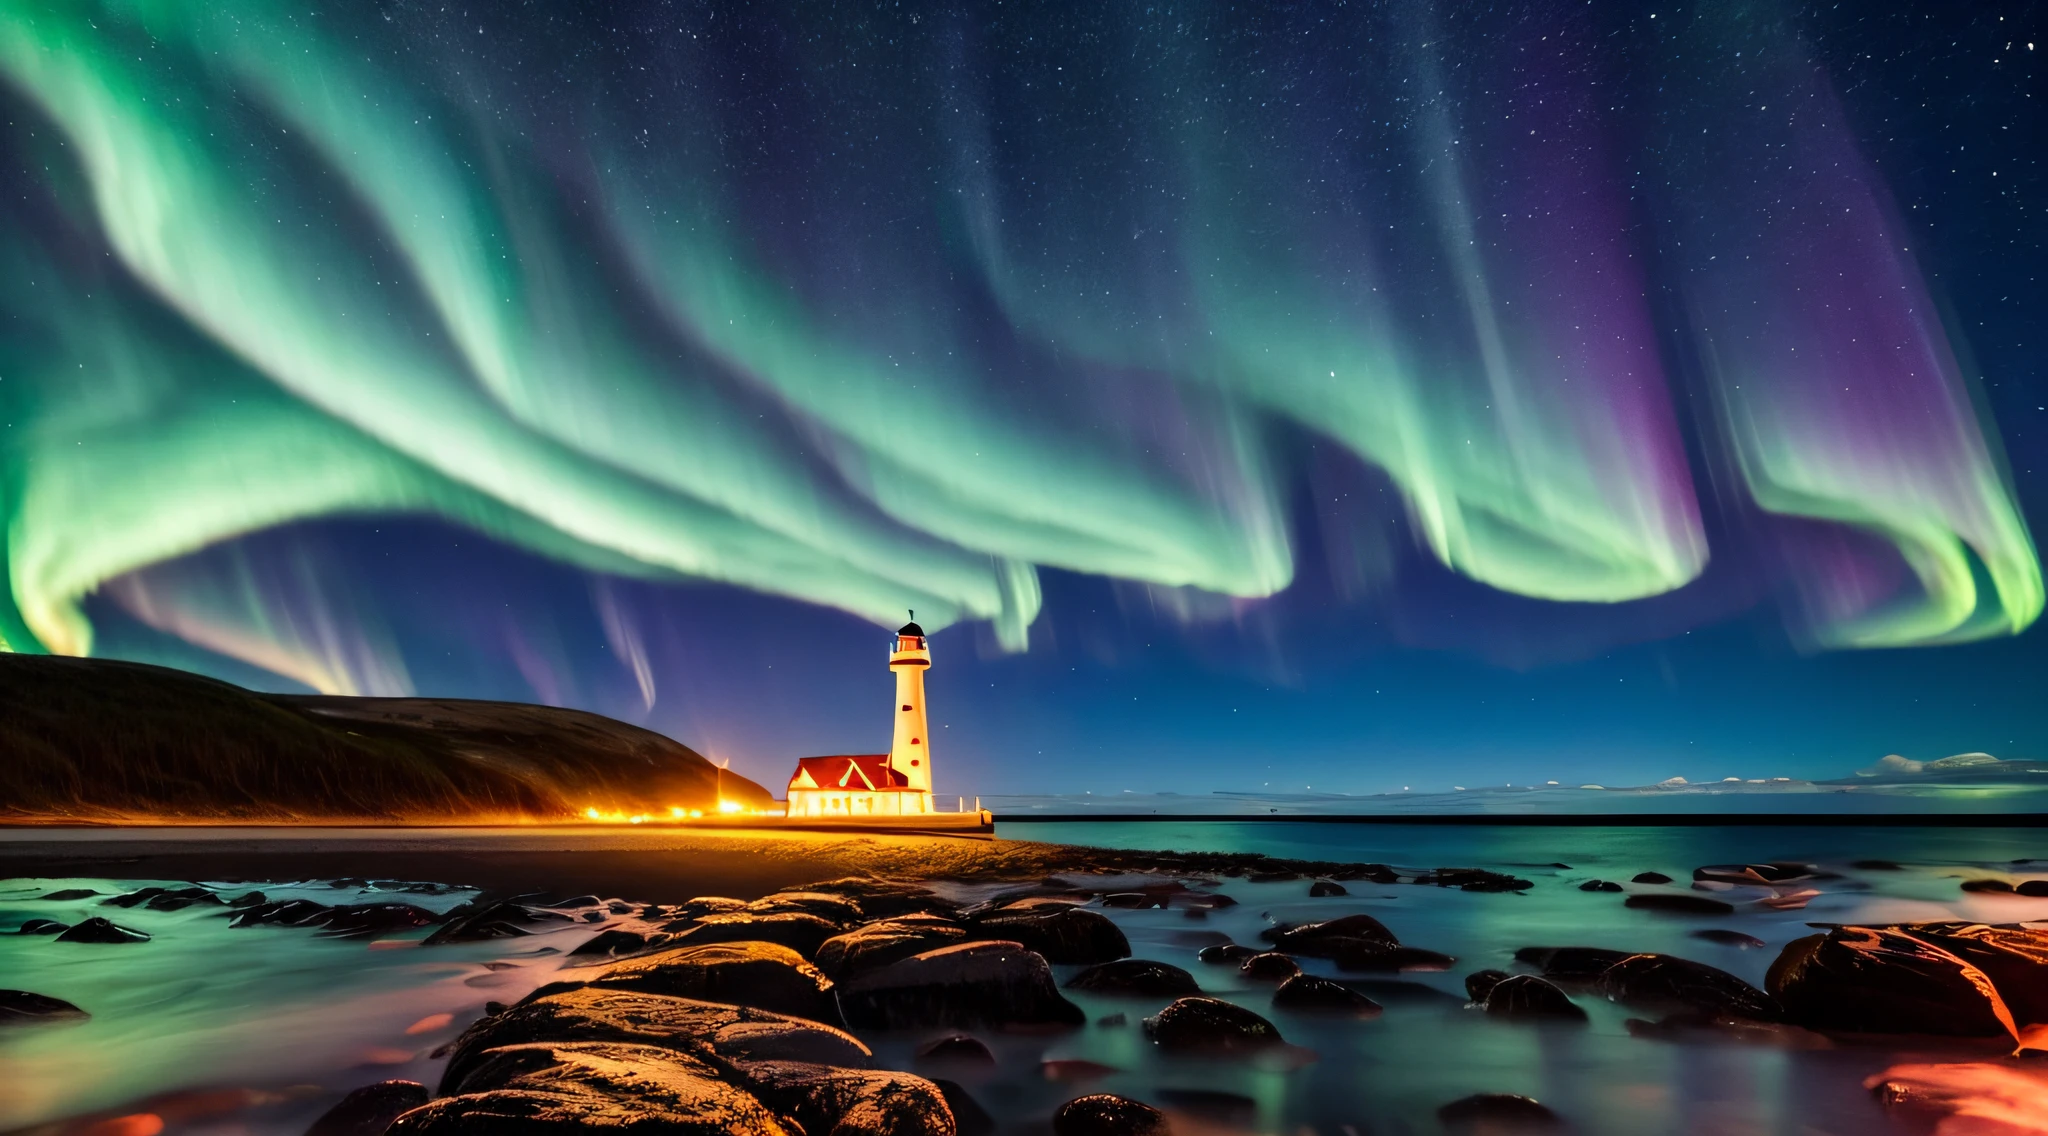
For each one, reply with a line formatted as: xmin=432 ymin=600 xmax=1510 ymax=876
xmin=784 ymin=616 xmax=936 ymax=817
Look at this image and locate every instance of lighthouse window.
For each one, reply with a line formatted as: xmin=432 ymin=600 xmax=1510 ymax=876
xmin=902 ymin=704 xmax=912 ymax=711
xmin=911 ymin=738 xmax=920 ymax=744
xmin=911 ymin=759 xmax=920 ymax=766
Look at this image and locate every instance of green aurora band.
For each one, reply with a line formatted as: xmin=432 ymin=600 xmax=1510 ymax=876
xmin=0 ymin=1 xmax=2035 ymax=691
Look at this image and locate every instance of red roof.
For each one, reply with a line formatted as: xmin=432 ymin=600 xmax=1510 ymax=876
xmin=788 ymin=754 xmax=916 ymax=792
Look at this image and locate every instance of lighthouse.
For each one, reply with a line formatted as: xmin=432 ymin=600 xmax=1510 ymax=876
xmin=886 ymin=616 xmax=932 ymax=797
xmin=783 ymin=614 xmax=937 ymax=817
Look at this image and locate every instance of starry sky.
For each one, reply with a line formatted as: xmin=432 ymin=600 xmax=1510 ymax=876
xmin=0 ymin=0 xmax=2042 ymax=797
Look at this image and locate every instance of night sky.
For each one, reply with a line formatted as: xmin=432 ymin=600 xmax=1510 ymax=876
xmin=1 ymin=1 xmax=2042 ymax=797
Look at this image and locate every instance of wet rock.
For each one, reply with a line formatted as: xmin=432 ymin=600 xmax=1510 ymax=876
xmin=1260 ymin=913 xmax=1399 ymax=959
xmin=1514 ymin=947 xmax=1632 ymax=985
xmin=1182 ymin=892 xmax=1238 ymax=909
xmin=330 ymin=878 xmax=369 ymax=889
xmin=1101 ymin=893 xmax=1165 ymax=910
xmin=1624 ymin=1014 xmax=1832 ymax=1049
xmin=1767 ymin=927 xmax=2015 ymax=1037
xmin=99 ymin=887 xmax=170 ymax=908
xmin=1624 ymin=894 xmax=1735 ymax=916
xmin=1894 ymin=924 xmax=2048 ymax=1026
xmin=748 ymin=891 xmax=864 ymax=925
xmin=1596 ymin=954 xmax=1778 ymax=1021
xmin=1066 ymin=959 xmax=1201 ymax=997
xmin=230 ymin=899 xmax=338 ymax=929
xmin=438 ymin=988 xmax=873 ymax=1094
xmin=1630 ymin=872 xmax=1673 ymax=885
xmin=543 ymin=896 xmax=603 ymax=910
xmin=1239 ymin=952 xmax=1302 ymax=981
xmin=1438 ymin=1093 xmax=1565 ymax=1132
xmin=1432 ymin=868 xmax=1534 ymax=893
xmin=1196 ymin=943 xmax=1260 ymax=966
xmin=54 ymin=917 xmax=149 ymax=944
xmin=227 ymin=892 xmax=268 ymax=908
xmin=1691 ymin=930 xmax=1767 ymax=949
xmin=1693 ymin=863 xmax=1817 ymax=885
xmin=1466 ymin=970 xmax=1510 ymax=1002
xmin=1272 ymin=974 xmax=1383 ymax=1016
xmin=1309 ymin=880 xmax=1349 ymax=897
xmin=972 ymin=908 xmax=1130 ymax=965
xmin=1482 ymin=976 xmax=1586 ymax=1021
xmin=423 ymin=903 xmax=573 ymax=945
xmin=795 ymin=877 xmax=961 ymax=920
xmin=567 ymin=930 xmax=650 ymax=961
xmin=146 ymin=890 xmax=226 ymax=911
xmin=932 ymin=1079 xmax=996 ymax=1136
xmin=959 ymin=887 xmax=1095 ymax=919
xmin=914 ymin=1035 xmax=995 ymax=1066
xmin=1143 ymin=996 xmax=1284 ymax=1052
xmin=2016 ymin=880 xmax=2048 ymax=898
xmin=1960 ymin=879 xmax=2014 ymax=894
xmin=1052 ymin=1093 xmax=1168 ymax=1136
xmin=839 ymin=941 xmax=1085 ymax=1031
xmin=1578 ymin=880 xmax=1623 ymax=893
xmin=15 ymin=919 xmax=67 ymax=936
xmin=0 ymin=990 xmax=88 ymax=1023
xmin=675 ymin=912 xmax=842 ymax=958
xmin=305 ymin=1080 xmax=430 ymax=1136
xmin=403 ymin=1041 xmax=793 ymax=1135
xmin=561 ymin=941 xmax=841 ymax=1025
xmin=673 ymin=896 xmax=751 ymax=919
xmin=1249 ymin=870 xmax=1302 ymax=883
xmin=1336 ymin=945 xmax=1457 ymax=973
xmin=815 ymin=918 xmax=969 ymax=982
xmin=34 ymin=888 xmax=99 ymax=901
xmin=738 ymin=1061 xmax=956 ymax=1136
xmin=321 ymin=904 xmax=441 ymax=939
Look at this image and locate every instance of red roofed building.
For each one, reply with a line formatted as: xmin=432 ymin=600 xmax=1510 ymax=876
xmin=785 ymin=618 xmax=937 ymax=818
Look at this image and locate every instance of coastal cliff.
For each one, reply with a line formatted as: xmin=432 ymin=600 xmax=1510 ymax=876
xmin=0 ymin=654 xmax=772 ymax=824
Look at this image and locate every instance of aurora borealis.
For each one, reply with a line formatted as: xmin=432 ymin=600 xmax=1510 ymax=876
xmin=0 ymin=1 xmax=2042 ymax=792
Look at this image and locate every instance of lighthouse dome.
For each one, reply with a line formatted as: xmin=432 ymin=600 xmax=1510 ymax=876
xmin=897 ymin=620 xmax=925 ymax=637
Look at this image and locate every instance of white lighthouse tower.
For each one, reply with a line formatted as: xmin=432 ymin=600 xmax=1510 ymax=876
xmin=886 ymin=614 xmax=932 ymax=804
xmin=783 ymin=613 xmax=936 ymax=817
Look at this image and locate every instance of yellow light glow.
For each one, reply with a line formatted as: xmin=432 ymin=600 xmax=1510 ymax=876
xmin=717 ymin=800 xmax=742 ymax=814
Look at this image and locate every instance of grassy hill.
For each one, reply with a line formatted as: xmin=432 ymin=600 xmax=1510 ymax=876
xmin=0 ymin=654 xmax=773 ymax=824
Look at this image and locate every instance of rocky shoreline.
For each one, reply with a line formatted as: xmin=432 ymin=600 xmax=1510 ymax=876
xmin=7 ymin=849 xmax=2048 ymax=1134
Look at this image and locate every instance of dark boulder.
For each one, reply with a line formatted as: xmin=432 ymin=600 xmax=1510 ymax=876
xmin=1465 ymin=970 xmax=1510 ymax=1003
xmin=566 ymin=941 xmax=842 ymax=1025
xmin=15 ymin=919 xmax=67 ymax=935
xmin=1693 ymin=863 xmax=1818 ymax=885
xmin=814 ymin=918 xmax=969 ymax=982
xmin=1308 ymin=881 xmax=1349 ymax=897
xmin=227 ymin=891 xmax=268 ymax=908
xmin=1596 ymin=954 xmax=1778 ymax=1021
xmin=1631 ymin=872 xmax=1673 ymax=885
xmin=438 ymin=988 xmax=872 ymax=1095
xmin=1432 ymin=869 xmax=1533 ymax=893
xmin=1271 ymin=974 xmax=1383 ymax=1016
xmin=1438 ymin=1093 xmax=1565 ymax=1132
xmin=0 ymin=990 xmax=88 ymax=1023
xmin=1196 ymin=943 xmax=1260 ymax=966
xmin=735 ymin=1061 xmax=957 ymax=1136
xmin=305 ymin=1080 xmax=430 ymax=1136
xmin=1959 ymin=879 xmax=2013 ymax=894
xmin=1893 ymin=923 xmax=2048 ymax=1027
xmin=747 ymin=891 xmax=864 ymax=925
xmin=1514 ymin=947 xmax=1632 ymax=985
xmin=674 ymin=913 xmax=841 ymax=958
xmin=1624 ymin=894 xmax=1734 ymax=916
xmin=672 ymin=896 xmax=751 ymax=919
xmin=320 ymin=904 xmax=441 ymax=938
xmin=1481 ymin=976 xmax=1586 ymax=1022
xmin=838 ymin=941 xmax=1085 ymax=1031
xmin=2018 ymin=881 xmax=2048 ymax=898
xmin=914 ymin=1035 xmax=996 ymax=1066
xmin=424 ymin=903 xmax=575 ymax=945
xmin=399 ymin=1041 xmax=793 ymax=1135
xmin=1578 ymin=880 xmax=1623 ymax=893
xmin=1052 ymin=1093 xmax=1168 ymax=1136
xmin=1101 ymin=893 xmax=1165 ymax=910
xmin=35 ymin=888 xmax=99 ymax=901
xmin=55 ymin=917 xmax=149 ymax=944
xmin=1239 ymin=952 xmax=1303 ymax=981
xmin=1143 ymin=996 xmax=1284 ymax=1052
xmin=1066 ymin=959 xmax=1201 ymax=997
xmin=1767 ymin=927 xmax=2016 ymax=1037
xmin=99 ymin=887 xmax=170 ymax=908
xmin=792 ymin=877 xmax=960 ymax=920
xmin=1691 ymin=930 xmax=1766 ymax=949
xmin=567 ymin=930 xmax=651 ymax=961
xmin=1260 ymin=913 xmax=1398 ymax=961
xmin=972 ymin=908 xmax=1129 ymax=965
xmin=146 ymin=890 xmax=226 ymax=911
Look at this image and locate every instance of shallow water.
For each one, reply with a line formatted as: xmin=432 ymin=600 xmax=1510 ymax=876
xmin=3 ymin=823 xmax=2045 ymax=1134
